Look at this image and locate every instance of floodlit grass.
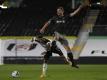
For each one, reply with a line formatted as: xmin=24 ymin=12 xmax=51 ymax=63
xmin=0 ymin=64 xmax=107 ymax=80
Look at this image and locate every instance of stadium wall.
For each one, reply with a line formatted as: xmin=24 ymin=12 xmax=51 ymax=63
xmin=0 ymin=36 xmax=107 ymax=64
xmin=0 ymin=39 xmax=3 ymax=65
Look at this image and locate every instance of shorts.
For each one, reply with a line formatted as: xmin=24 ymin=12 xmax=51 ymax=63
xmin=53 ymin=31 xmax=68 ymax=46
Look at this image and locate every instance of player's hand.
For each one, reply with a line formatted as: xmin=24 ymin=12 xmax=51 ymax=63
xmin=81 ymin=2 xmax=86 ymax=7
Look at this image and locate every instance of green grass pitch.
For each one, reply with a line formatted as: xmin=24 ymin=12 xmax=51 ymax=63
xmin=0 ymin=64 xmax=107 ymax=80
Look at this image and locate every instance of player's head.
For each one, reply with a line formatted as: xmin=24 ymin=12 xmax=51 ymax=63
xmin=57 ymin=7 xmax=64 ymax=16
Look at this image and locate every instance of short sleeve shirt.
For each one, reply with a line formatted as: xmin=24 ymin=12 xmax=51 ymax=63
xmin=48 ymin=15 xmax=71 ymax=34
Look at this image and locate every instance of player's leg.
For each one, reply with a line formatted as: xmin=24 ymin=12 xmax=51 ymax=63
xmin=60 ymin=39 xmax=79 ymax=68
xmin=41 ymin=51 xmax=52 ymax=77
xmin=51 ymin=43 xmax=68 ymax=63
xmin=53 ymin=32 xmax=79 ymax=68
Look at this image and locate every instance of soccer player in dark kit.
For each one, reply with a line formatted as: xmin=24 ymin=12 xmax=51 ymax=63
xmin=40 ymin=4 xmax=83 ymax=71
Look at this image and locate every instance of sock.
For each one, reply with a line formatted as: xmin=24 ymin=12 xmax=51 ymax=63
xmin=67 ymin=59 xmax=72 ymax=65
xmin=67 ymin=52 xmax=74 ymax=65
xmin=42 ymin=63 xmax=47 ymax=76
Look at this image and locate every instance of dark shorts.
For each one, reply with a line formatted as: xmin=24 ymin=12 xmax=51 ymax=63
xmin=44 ymin=44 xmax=63 ymax=60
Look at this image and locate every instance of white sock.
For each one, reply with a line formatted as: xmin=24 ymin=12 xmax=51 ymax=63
xmin=67 ymin=58 xmax=72 ymax=66
xmin=42 ymin=63 xmax=47 ymax=76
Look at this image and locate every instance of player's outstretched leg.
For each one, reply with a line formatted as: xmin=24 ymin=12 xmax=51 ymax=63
xmin=53 ymin=32 xmax=79 ymax=68
xmin=51 ymin=42 xmax=68 ymax=63
xmin=60 ymin=39 xmax=79 ymax=68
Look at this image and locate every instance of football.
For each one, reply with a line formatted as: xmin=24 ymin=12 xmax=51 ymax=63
xmin=11 ymin=70 xmax=20 ymax=78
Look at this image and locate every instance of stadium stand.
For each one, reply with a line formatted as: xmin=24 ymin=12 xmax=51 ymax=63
xmin=0 ymin=0 xmax=88 ymax=36
xmin=0 ymin=0 xmax=106 ymax=36
xmin=90 ymin=6 xmax=107 ymax=36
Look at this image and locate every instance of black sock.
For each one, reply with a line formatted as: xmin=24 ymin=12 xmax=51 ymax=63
xmin=67 ymin=52 xmax=74 ymax=63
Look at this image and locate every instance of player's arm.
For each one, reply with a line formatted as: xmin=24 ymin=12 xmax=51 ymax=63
xmin=69 ymin=5 xmax=83 ymax=17
xmin=40 ymin=21 xmax=50 ymax=33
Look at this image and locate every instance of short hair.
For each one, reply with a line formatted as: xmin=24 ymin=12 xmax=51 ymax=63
xmin=57 ymin=6 xmax=64 ymax=11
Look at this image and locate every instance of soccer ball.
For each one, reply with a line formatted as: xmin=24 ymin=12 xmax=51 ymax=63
xmin=11 ymin=70 xmax=20 ymax=78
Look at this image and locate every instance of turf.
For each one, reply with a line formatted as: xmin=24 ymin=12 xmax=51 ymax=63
xmin=0 ymin=64 xmax=107 ymax=80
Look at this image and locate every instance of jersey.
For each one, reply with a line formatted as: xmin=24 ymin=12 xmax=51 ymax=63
xmin=48 ymin=15 xmax=71 ymax=34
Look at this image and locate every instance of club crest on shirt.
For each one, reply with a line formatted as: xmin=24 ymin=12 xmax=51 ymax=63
xmin=56 ymin=20 xmax=65 ymax=23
